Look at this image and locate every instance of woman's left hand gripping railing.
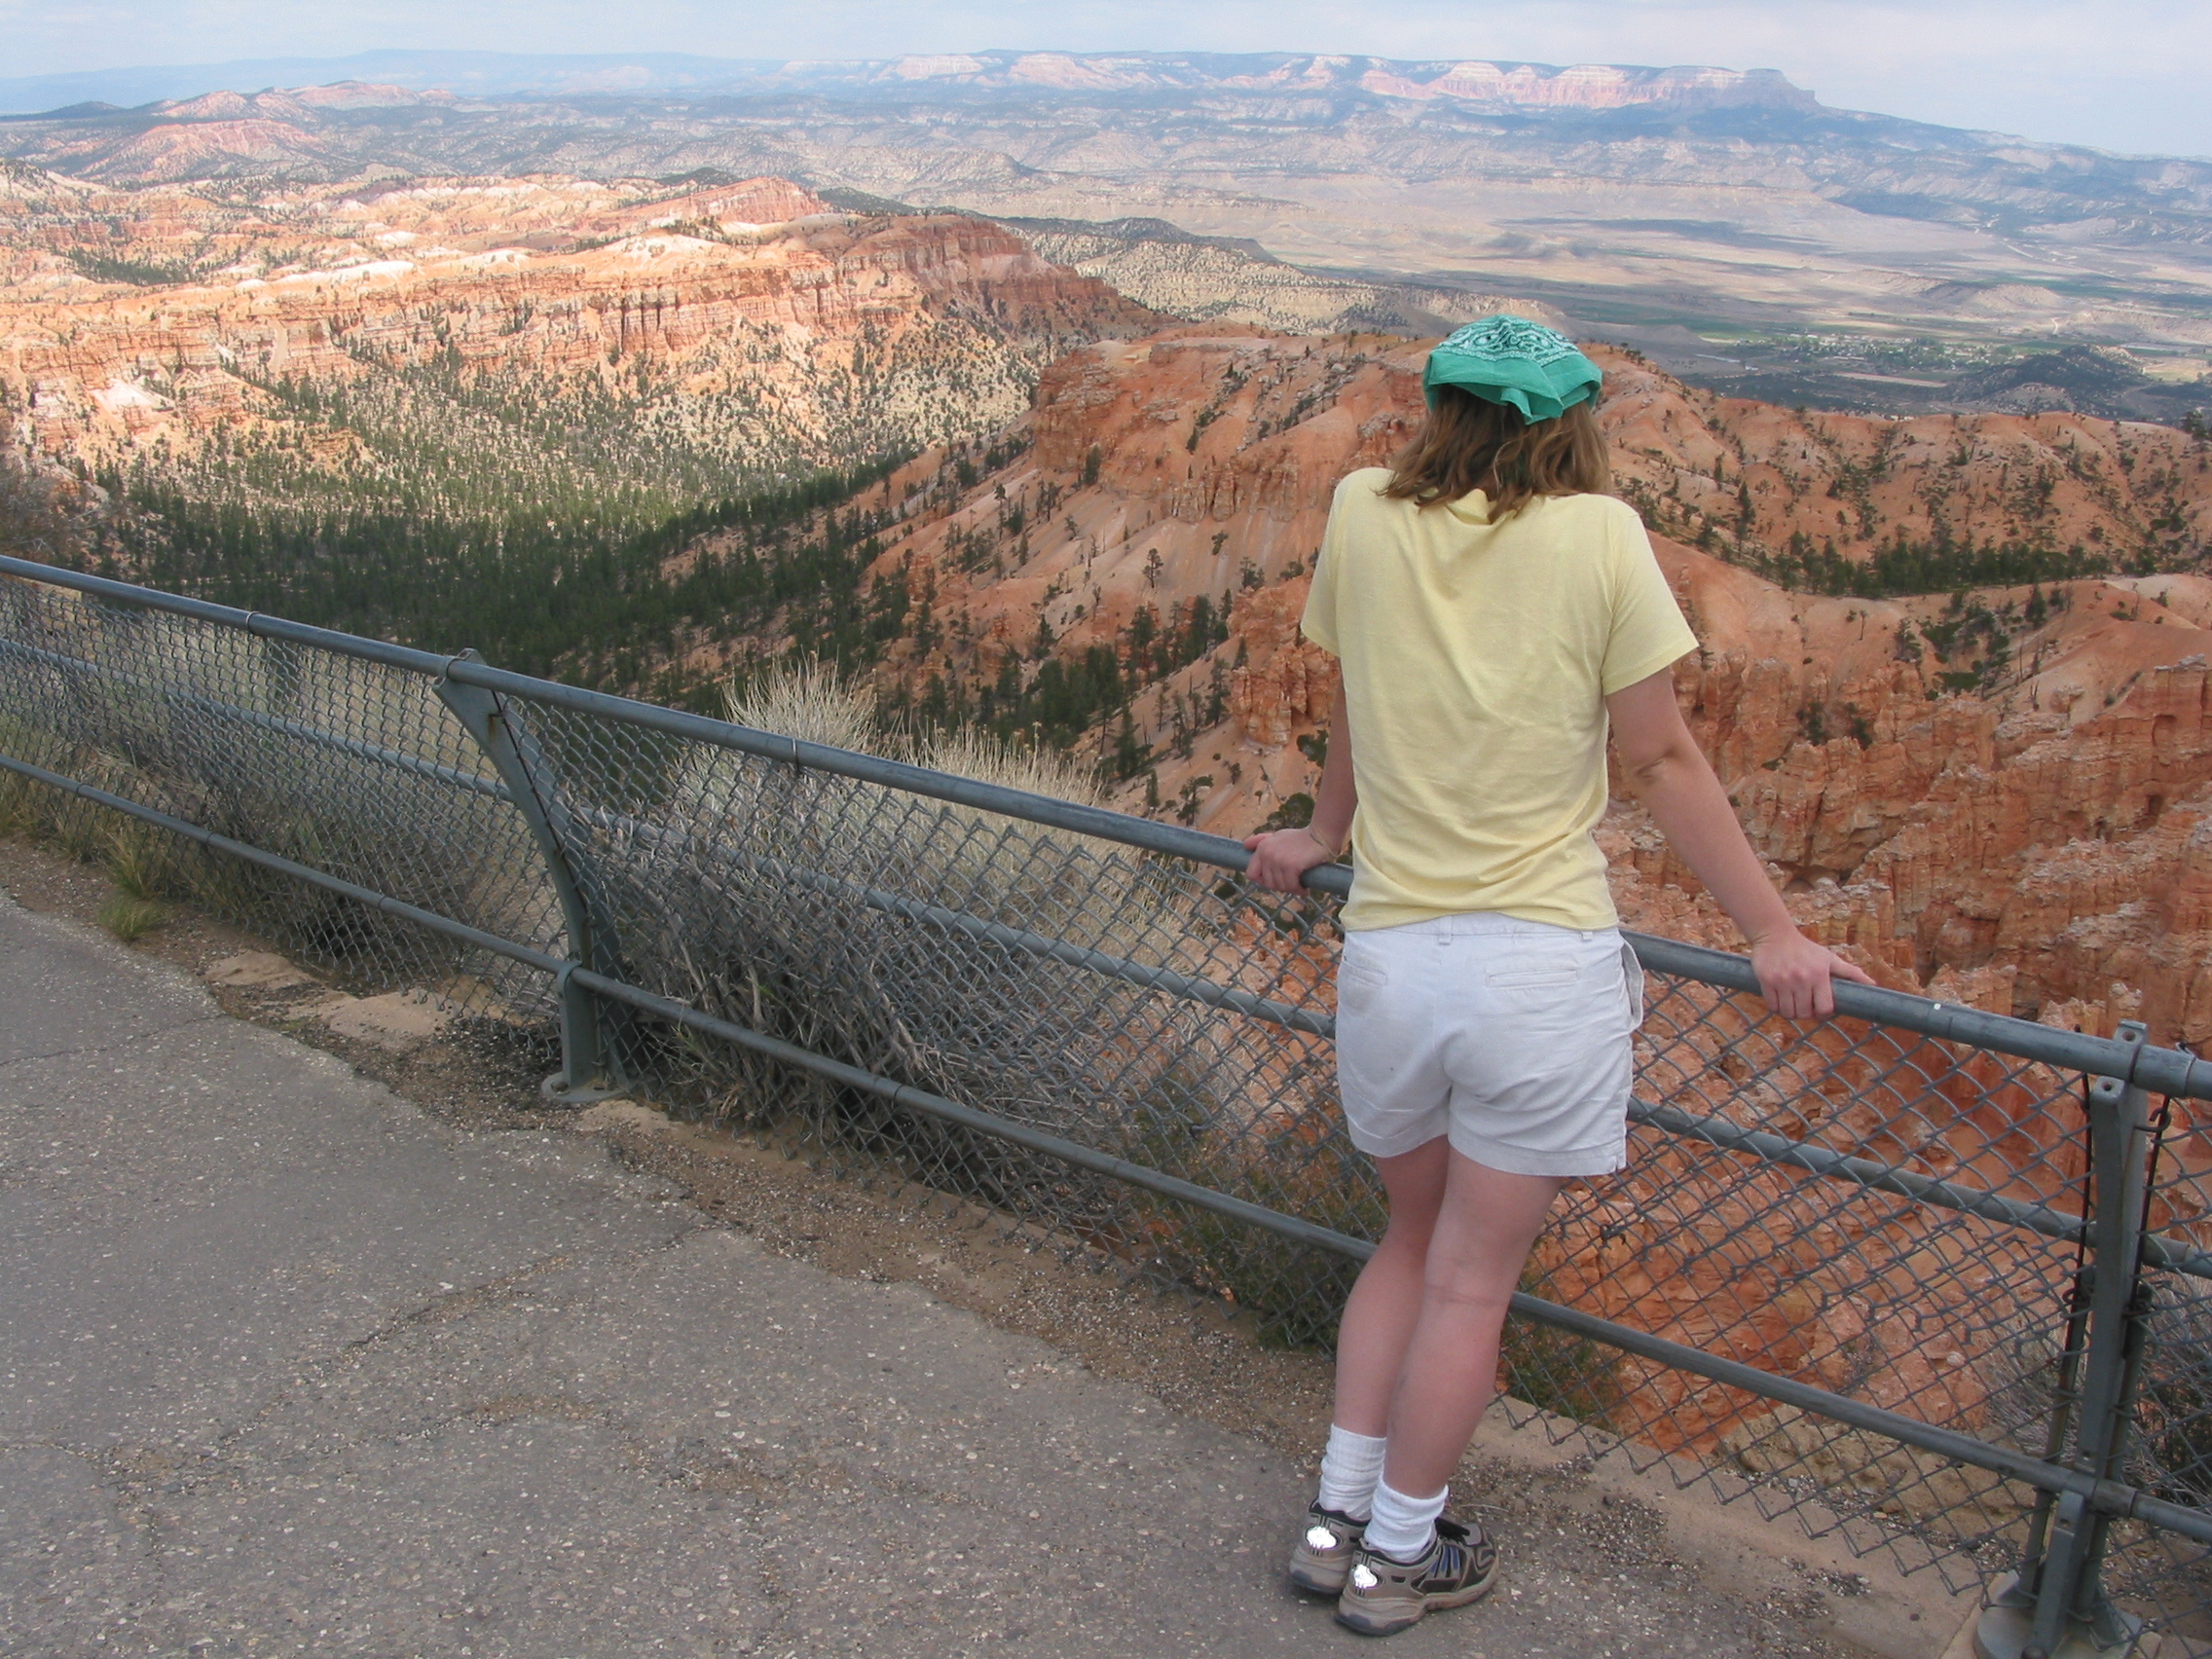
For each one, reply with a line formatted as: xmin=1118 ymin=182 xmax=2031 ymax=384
xmin=436 ymin=658 xmax=630 ymax=1104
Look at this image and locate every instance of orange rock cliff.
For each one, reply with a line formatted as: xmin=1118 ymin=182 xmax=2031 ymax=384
xmin=858 ymin=329 xmax=2212 ymax=1046
xmin=0 ymin=169 xmax=1162 ymax=476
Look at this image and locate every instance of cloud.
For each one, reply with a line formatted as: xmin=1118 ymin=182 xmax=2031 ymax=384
xmin=2 ymin=0 xmax=2205 ymax=155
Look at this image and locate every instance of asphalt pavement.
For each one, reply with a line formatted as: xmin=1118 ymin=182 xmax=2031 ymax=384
xmin=1 ymin=892 xmax=1891 ymax=1657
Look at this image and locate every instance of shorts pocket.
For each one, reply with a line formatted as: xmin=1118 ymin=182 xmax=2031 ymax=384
xmin=1483 ymin=964 xmax=1582 ymax=989
xmin=1337 ymin=945 xmax=1389 ymax=1013
xmin=1483 ymin=942 xmax=1584 ymax=989
xmin=1621 ymin=940 xmax=1646 ymax=1030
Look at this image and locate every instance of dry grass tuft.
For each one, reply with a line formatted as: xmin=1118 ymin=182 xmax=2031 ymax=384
xmin=917 ymin=723 xmax=1105 ymax=808
xmin=95 ymin=890 xmax=166 ymax=941
xmin=722 ymin=658 xmax=1106 ymax=807
xmin=102 ymin=820 xmax=171 ymax=901
xmin=725 ymin=658 xmax=882 ymax=755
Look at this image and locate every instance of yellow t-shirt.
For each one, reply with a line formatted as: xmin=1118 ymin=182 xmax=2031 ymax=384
xmin=1302 ymin=468 xmax=1699 ymax=933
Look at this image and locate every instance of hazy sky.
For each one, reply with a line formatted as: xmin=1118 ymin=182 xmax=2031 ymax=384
xmin=7 ymin=0 xmax=2210 ymax=158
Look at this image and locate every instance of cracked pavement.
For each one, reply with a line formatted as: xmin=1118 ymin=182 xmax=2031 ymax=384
xmin=1 ymin=891 xmax=1899 ymax=1657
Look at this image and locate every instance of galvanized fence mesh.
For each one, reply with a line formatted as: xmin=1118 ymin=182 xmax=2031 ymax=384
xmin=4 ymin=554 xmax=2209 ymax=1658
xmin=0 ymin=586 xmax=565 ymax=1014
xmin=1548 ymin=993 xmax=2091 ymax=1574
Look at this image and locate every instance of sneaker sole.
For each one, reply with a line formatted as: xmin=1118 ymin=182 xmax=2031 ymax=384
xmin=1288 ymin=1559 xmax=1349 ymax=1597
xmin=1333 ymin=1563 xmax=1498 ymax=1637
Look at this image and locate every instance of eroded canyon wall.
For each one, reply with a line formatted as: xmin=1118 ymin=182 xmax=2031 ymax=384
xmin=858 ymin=328 xmax=2212 ymax=1045
xmin=0 ymin=168 xmax=1164 ymax=505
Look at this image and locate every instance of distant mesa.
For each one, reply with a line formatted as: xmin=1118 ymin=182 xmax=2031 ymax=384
xmin=894 ymin=55 xmax=993 ymax=83
xmin=0 ymin=49 xmax=1821 ymax=119
xmin=1358 ymin=60 xmax=1814 ymax=111
xmin=290 ymin=80 xmax=452 ymax=109
xmin=849 ymin=51 xmax=1816 ymax=111
xmin=149 ymin=83 xmax=448 ymax=122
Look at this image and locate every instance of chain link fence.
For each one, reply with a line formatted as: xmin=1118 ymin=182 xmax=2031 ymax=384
xmin=4 ymin=553 xmax=2210 ymax=1657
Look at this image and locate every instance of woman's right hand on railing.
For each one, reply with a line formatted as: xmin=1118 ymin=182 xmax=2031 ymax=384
xmin=1749 ymin=928 xmax=1876 ymax=1021
xmin=1241 ymin=828 xmax=1338 ymax=893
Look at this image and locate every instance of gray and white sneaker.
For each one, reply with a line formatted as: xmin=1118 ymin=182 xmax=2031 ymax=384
xmin=1288 ymin=1502 xmax=1366 ymax=1596
xmin=1335 ymin=1515 xmax=1497 ymax=1637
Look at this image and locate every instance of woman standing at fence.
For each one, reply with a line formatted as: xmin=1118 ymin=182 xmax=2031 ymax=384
xmin=1242 ymin=315 xmax=1871 ymax=1638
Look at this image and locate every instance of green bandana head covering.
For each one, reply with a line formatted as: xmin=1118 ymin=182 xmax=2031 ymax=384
xmin=1423 ymin=314 xmax=1603 ymax=423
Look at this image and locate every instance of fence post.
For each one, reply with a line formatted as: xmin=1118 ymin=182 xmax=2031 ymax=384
xmin=435 ymin=669 xmax=626 ymax=1103
xmin=1977 ymin=1020 xmax=2154 ymax=1659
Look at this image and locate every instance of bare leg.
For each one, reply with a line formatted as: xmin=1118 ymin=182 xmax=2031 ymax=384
xmin=1330 ymin=1137 xmax=1451 ymax=1436
xmin=1382 ymin=1151 xmax=1566 ymax=1495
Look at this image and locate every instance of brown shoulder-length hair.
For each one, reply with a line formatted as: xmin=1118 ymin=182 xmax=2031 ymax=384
xmin=1383 ymin=385 xmax=1609 ymax=520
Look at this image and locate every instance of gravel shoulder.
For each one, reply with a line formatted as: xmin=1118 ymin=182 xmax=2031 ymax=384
xmin=0 ymin=834 xmax=1972 ymax=1657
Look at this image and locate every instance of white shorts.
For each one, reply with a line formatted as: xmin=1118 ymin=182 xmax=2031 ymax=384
xmin=1334 ymin=911 xmax=1644 ymax=1177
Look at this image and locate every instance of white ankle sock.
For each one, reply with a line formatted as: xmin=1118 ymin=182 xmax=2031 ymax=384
xmin=1315 ymin=1424 xmax=1387 ymax=1522
xmin=1364 ymin=1477 xmax=1448 ymax=1562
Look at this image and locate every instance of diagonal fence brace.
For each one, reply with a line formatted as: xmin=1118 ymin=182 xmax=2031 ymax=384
xmin=435 ymin=667 xmax=629 ymax=1102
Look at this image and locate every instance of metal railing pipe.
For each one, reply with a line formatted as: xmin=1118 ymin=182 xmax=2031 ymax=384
xmin=8 ymin=553 xmax=2199 ymax=1099
xmin=1623 ymin=932 xmax=2204 ymax=1097
xmin=0 ymin=555 xmax=459 ymax=677
xmin=40 ymin=566 xmax=2212 ymax=1258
